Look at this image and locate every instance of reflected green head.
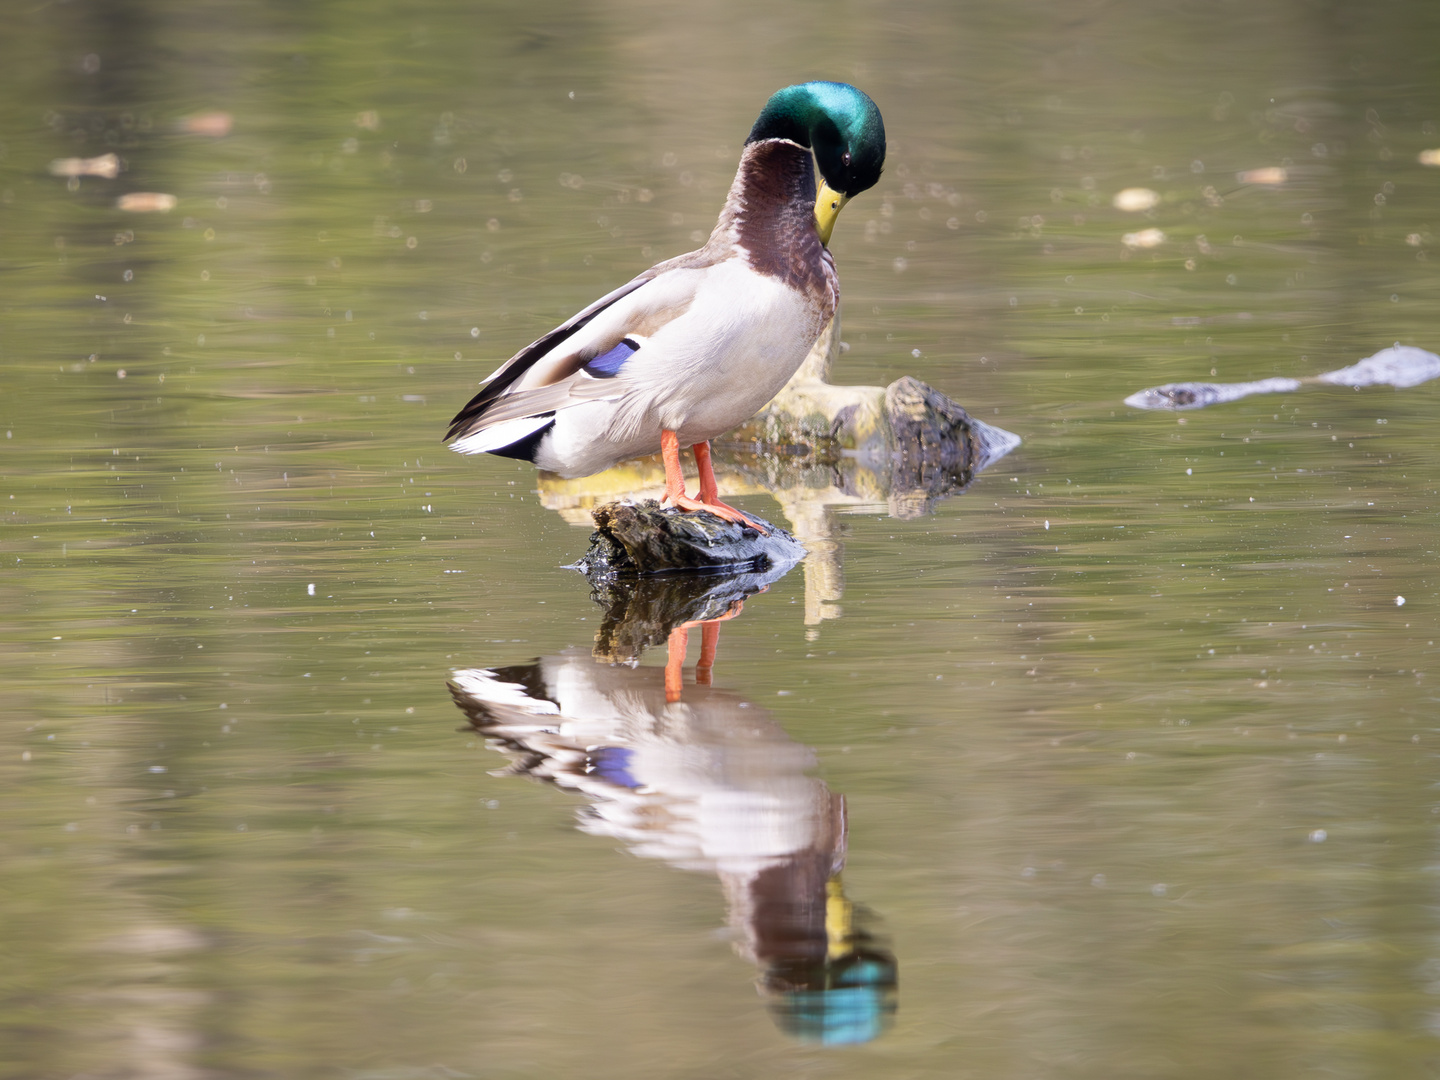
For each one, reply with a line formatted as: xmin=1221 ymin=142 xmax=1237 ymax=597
xmin=746 ymin=82 xmax=886 ymax=197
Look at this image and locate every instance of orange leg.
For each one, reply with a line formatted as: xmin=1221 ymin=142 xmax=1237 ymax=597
xmin=660 ymin=429 xmax=689 ymax=505
xmin=659 ymin=430 xmax=769 ymax=534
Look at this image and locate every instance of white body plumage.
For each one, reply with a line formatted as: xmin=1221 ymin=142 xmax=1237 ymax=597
xmin=446 ymin=135 xmax=840 ymax=479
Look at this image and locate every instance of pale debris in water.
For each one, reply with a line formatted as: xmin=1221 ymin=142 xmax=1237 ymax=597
xmin=1396 ymin=596 xmax=1406 ymax=607
xmin=117 ymin=192 xmax=178 ymax=212
xmin=355 ymin=110 xmax=381 ymax=131
xmin=1418 ymin=148 xmax=1440 ymax=166
xmin=1112 ymin=187 xmax=1159 ymax=211
xmin=1125 ymin=344 xmax=1440 ymax=410
xmin=1122 ymin=227 xmax=1165 ymax=249
xmin=1236 ymin=166 xmax=1287 ymax=184
xmin=1314 ymin=344 xmax=1440 ymax=388
xmin=49 ymin=153 xmax=119 ymax=179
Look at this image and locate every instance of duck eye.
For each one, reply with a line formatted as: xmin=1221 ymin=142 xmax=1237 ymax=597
xmin=842 ymin=150 xmax=852 ymax=166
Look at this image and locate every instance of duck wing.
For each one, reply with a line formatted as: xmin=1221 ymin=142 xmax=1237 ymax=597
xmin=444 ymin=248 xmax=717 ymax=443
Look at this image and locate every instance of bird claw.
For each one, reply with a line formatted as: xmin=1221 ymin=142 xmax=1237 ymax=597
xmin=664 ymin=494 xmax=770 ymax=536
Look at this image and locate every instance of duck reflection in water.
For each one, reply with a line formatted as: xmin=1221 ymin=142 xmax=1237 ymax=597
xmin=447 ymin=576 xmax=896 ymax=1044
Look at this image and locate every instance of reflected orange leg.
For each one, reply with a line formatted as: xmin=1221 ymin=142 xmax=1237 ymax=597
xmin=695 ymin=621 xmax=720 ymax=686
xmin=659 ymin=431 xmax=769 ymax=534
xmin=681 ymin=598 xmax=746 ymax=691
xmin=665 ymin=599 xmax=747 ymax=702
xmin=665 ymin=625 xmax=688 ymax=704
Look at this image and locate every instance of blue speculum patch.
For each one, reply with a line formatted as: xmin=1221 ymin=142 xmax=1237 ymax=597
xmin=583 ymin=338 xmax=639 ymax=378
xmin=586 ymin=746 xmax=640 ymax=788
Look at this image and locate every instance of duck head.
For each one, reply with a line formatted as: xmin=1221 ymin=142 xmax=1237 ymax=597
xmin=746 ymin=81 xmax=886 ymax=245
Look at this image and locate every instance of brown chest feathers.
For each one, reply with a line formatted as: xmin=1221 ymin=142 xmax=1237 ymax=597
xmin=730 ymin=139 xmax=837 ymax=306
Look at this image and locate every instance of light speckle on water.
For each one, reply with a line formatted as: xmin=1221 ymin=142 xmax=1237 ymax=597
xmin=1122 ymin=227 xmax=1165 ymax=249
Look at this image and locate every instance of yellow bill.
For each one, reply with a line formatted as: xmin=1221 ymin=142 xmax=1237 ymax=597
xmin=825 ymin=876 xmax=853 ymax=960
xmin=814 ymin=180 xmax=850 ymax=246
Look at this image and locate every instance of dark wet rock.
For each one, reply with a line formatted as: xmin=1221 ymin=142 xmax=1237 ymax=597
xmin=571 ymin=499 xmax=806 ymax=579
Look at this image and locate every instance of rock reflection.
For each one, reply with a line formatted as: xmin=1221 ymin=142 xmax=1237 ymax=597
xmin=580 ymin=552 xmax=792 ymax=695
xmin=447 ymin=578 xmax=897 ymax=1044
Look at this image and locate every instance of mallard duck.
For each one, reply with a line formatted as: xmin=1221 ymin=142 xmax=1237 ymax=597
xmin=445 ymin=81 xmax=885 ymax=531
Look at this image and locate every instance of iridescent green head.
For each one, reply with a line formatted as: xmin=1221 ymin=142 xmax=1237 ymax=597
xmin=746 ymin=81 xmax=886 ymax=198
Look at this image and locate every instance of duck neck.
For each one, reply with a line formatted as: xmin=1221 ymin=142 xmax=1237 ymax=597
xmin=715 ymin=138 xmax=828 ymax=288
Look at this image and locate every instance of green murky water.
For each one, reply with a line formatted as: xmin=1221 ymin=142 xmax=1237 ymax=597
xmin=4 ymin=1 xmax=1440 ymax=1076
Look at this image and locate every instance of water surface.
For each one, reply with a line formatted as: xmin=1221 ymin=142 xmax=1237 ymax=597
xmin=3 ymin=2 xmax=1440 ymax=1077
